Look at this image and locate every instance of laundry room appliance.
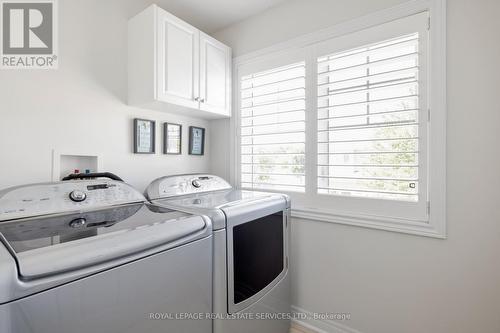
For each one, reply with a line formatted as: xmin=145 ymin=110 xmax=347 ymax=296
xmin=0 ymin=176 xmax=213 ymax=333
xmin=146 ymin=174 xmax=291 ymax=333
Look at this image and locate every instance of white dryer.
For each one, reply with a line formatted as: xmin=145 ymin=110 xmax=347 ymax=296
xmin=146 ymin=174 xmax=291 ymax=333
xmin=0 ymin=177 xmax=213 ymax=333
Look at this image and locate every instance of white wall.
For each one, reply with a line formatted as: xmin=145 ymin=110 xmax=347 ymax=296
xmin=0 ymin=0 xmax=211 ymax=191
xmin=213 ymin=0 xmax=500 ymax=332
xmin=209 ymin=117 xmax=231 ymax=180
xmin=213 ymin=0 xmax=406 ymax=57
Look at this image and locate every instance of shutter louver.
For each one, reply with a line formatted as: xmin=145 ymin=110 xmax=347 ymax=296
xmin=240 ymin=62 xmax=306 ymax=192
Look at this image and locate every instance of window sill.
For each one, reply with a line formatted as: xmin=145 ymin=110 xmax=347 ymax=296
xmin=291 ymin=207 xmax=446 ymax=239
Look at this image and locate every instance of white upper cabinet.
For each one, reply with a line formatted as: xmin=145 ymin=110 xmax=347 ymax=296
xmin=199 ymin=32 xmax=231 ymax=116
xmin=128 ymin=5 xmax=231 ymax=119
xmin=157 ymin=9 xmax=200 ymax=109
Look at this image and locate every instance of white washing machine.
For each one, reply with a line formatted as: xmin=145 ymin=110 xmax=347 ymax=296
xmin=0 ymin=177 xmax=213 ymax=333
xmin=146 ymin=174 xmax=291 ymax=333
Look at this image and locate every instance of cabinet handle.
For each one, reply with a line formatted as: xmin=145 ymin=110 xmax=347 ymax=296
xmin=194 ymin=97 xmax=200 ymax=101
xmin=200 ymin=99 xmax=205 ymax=103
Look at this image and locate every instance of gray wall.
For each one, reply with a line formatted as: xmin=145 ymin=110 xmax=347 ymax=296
xmin=212 ymin=0 xmax=500 ymax=332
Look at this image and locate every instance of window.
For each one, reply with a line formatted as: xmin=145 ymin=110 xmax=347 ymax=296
xmin=235 ymin=3 xmax=446 ymax=238
xmin=240 ymin=62 xmax=306 ymax=192
xmin=317 ymin=34 xmax=420 ymax=202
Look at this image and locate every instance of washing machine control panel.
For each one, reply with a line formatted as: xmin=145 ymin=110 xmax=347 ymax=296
xmin=148 ymin=174 xmax=232 ymax=199
xmin=0 ymin=180 xmax=145 ymax=221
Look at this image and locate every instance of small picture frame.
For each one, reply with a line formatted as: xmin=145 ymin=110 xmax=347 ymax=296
xmin=134 ymin=118 xmax=156 ymax=154
xmin=189 ymin=126 xmax=205 ymax=156
xmin=164 ymin=123 xmax=182 ymax=155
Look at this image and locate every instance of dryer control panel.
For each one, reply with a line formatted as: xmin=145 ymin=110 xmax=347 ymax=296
xmin=146 ymin=174 xmax=232 ymax=200
xmin=0 ymin=180 xmax=145 ymax=221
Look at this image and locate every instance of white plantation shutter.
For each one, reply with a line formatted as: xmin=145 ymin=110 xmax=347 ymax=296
xmin=235 ymin=10 xmax=446 ymax=236
xmin=240 ymin=62 xmax=306 ymax=192
xmin=317 ymin=33 xmax=421 ymax=202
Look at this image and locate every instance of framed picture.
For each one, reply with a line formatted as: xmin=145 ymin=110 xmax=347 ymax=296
xmin=164 ymin=123 xmax=182 ymax=155
xmin=189 ymin=126 xmax=205 ymax=156
xmin=134 ymin=118 xmax=155 ymax=154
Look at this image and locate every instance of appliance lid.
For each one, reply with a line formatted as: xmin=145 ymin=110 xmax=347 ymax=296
xmin=0 ymin=203 xmax=208 ymax=279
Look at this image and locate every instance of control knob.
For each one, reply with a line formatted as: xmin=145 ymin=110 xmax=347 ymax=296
xmin=192 ymin=180 xmax=201 ymax=188
xmin=69 ymin=190 xmax=87 ymax=202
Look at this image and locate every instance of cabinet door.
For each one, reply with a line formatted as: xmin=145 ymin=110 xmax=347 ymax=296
xmin=199 ymin=32 xmax=231 ymax=116
xmin=156 ymin=8 xmax=199 ymax=109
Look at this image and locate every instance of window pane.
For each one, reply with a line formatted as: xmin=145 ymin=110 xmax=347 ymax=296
xmin=241 ymin=62 xmax=306 ymax=192
xmin=317 ymin=33 xmax=420 ymax=202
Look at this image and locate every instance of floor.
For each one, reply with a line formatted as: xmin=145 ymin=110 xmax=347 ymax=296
xmin=290 ymin=322 xmax=318 ymax=333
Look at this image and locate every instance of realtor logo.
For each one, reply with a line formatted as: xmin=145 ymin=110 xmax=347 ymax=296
xmin=1 ymin=0 xmax=58 ymax=69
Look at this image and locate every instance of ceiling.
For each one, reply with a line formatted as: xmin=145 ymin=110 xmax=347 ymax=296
xmin=150 ymin=0 xmax=290 ymax=33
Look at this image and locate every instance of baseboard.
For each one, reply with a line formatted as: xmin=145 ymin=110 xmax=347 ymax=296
xmin=291 ymin=305 xmax=363 ymax=333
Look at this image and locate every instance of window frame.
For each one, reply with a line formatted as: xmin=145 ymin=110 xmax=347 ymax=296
xmin=311 ymin=12 xmax=429 ymax=222
xmin=231 ymin=0 xmax=446 ymax=238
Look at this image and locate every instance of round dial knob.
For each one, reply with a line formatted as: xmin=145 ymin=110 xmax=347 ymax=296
xmin=192 ymin=180 xmax=201 ymax=188
xmin=69 ymin=190 xmax=87 ymax=202
xmin=69 ymin=218 xmax=86 ymax=228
